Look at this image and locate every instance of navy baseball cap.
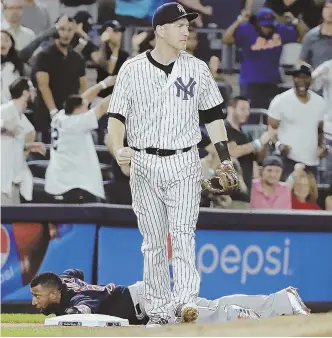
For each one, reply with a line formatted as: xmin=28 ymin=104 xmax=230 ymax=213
xmin=262 ymin=156 xmax=284 ymax=169
xmin=152 ymin=2 xmax=198 ymax=30
xmin=73 ymin=11 xmax=93 ymax=33
xmin=100 ymin=20 xmax=125 ymax=33
xmin=288 ymin=63 xmax=312 ymax=77
xmin=256 ymin=7 xmax=276 ymax=27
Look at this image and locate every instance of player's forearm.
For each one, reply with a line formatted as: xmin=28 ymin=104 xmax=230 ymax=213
xmin=205 ymin=119 xmax=232 ymax=162
xmin=105 ymin=118 xmax=125 ymax=156
xmin=39 ymin=85 xmax=57 ymax=111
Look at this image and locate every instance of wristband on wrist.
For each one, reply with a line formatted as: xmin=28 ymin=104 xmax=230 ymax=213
xmin=100 ymin=81 xmax=107 ymax=89
xmin=252 ymin=139 xmax=263 ymax=151
xmin=110 ymin=55 xmax=118 ymax=61
xmin=214 ymin=141 xmax=231 ymax=162
xmin=50 ymin=109 xmax=58 ymax=117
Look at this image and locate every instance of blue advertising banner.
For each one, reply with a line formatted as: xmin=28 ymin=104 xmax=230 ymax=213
xmin=98 ymin=227 xmax=332 ymax=302
xmin=1 ymin=223 xmax=97 ymax=302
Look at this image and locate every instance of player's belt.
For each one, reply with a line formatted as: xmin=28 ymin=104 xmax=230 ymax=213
xmin=132 ymin=147 xmax=191 ymax=157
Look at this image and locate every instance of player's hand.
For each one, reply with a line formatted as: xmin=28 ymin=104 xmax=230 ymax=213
xmin=65 ymin=307 xmax=81 ymax=315
xmin=25 ymin=142 xmax=47 ymax=156
xmin=120 ymin=164 xmax=131 ymax=177
xmin=115 ymin=147 xmax=134 ymax=167
xmin=201 ymin=160 xmax=239 ymax=194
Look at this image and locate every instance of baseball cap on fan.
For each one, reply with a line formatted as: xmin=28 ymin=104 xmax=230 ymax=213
xmin=73 ymin=11 xmax=93 ymax=33
xmin=152 ymin=2 xmax=199 ymax=30
xmin=256 ymin=7 xmax=276 ymax=27
xmin=99 ymin=20 xmax=125 ymax=33
xmin=288 ymin=63 xmax=313 ymax=77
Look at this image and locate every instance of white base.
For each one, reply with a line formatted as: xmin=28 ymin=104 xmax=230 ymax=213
xmin=44 ymin=314 xmax=130 ymax=327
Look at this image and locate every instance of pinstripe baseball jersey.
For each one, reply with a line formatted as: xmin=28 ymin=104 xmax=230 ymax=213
xmin=107 ymin=51 xmax=223 ymax=149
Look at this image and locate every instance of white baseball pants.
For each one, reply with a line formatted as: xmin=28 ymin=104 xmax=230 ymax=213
xmin=130 ymin=147 xmax=201 ymax=320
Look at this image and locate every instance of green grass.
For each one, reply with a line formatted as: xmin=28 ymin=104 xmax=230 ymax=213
xmin=1 ymin=313 xmax=53 ymax=324
xmin=1 ymin=327 xmax=104 ymax=337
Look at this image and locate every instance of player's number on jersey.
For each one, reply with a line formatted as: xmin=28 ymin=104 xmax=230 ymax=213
xmin=51 ymin=128 xmax=59 ymax=150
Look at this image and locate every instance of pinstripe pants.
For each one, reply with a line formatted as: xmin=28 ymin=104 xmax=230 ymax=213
xmin=130 ymin=147 xmax=201 ymax=319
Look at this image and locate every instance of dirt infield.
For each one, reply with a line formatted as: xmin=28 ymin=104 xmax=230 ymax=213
xmin=2 ymin=313 xmax=332 ymax=336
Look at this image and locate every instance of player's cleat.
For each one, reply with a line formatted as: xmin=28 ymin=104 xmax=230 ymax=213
xmin=175 ymin=303 xmax=199 ymax=324
xmin=286 ymin=287 xmax=310 ymax=315
xmin=145 ymin=317 xmax=169 ymax=328
xmin=231 ymin=305 xmax=261 ymax=320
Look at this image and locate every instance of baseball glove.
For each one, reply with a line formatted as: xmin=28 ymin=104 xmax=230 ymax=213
xmin=201 ymin=160 xmax=239 ymax=194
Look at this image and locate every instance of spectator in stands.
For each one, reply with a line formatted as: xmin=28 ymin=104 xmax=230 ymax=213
xmin=2 ymin=0 xmax=35 ymax=50
xmin=1 ymin=30 xmax=24 ymax=103
xmin=95 ymin=20 xmax=129 ymax=97
xmin=34 ymin=16 xmax=87 ymax=143
xmin=21 ymin=0 xmax=51 ymax=35
xmin=44 ymin=76 xmax=116 ymax=204
xmin=250 ymin=155 xmax=292 ymax=209
xmin=94 ymin=20 xmax=129 ymax=144
xmin=289 ymin=169 xmax=321 ymax=209
xmin=312 ymin=58 xmax=332 ymax=183
xmin=223 ymin=7 xmax=305 ymax=108
xmin=1 ymin=77 xmax=45 ymax=204
xmin=21 ymin=13 xmax=99 ymax=65
xmin=268 ymin=63 xmax=326 ymax=181
xmin=225 ymin=96 xmax=277 ymax=196
xmin=262 ymin=0 xmax=322 ymax=29
xmin=300 ymin=0 xmax=332 ymax=69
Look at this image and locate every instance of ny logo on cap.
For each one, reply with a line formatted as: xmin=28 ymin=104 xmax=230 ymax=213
xmin=177 ymin=4 xmax=186 ymax=14
xmin=175 ymin=77 xmax=196 ymax=100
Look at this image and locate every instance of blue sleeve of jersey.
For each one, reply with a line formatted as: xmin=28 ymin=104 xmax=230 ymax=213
xmin=61 ymin=269 xmax=85 ymax=281
xmin=69 ymin=293 xmax=103 ymax=313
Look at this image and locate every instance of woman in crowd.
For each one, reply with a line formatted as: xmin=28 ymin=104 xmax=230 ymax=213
xmin=1 ymin=30 xmax=24 ymax=103
xmin=290 ymin=170 xmax=321 ymax=210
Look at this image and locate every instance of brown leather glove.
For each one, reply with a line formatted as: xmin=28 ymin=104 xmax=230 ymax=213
xmin=201 ymin=160 xmax=239 ymax=194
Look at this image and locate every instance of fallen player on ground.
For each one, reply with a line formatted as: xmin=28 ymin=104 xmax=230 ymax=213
xmin=30 ymin=269 xmax=310 ymax=325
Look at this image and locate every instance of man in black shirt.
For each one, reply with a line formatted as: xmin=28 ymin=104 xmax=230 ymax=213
xmin=34 ymin=17 xmax=86 ymax=143
xmin=225 ymin=96 xmax=277 ymax=197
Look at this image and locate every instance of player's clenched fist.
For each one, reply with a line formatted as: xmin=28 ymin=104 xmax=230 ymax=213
xmin=201 ymin=160 xmax=239 ymax=194
xmin=115 ymin=147 xmax=134 ymax=166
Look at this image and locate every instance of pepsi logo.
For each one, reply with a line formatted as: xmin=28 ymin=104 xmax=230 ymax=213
xmin=1 ymin=225 xmax=10 ymax=268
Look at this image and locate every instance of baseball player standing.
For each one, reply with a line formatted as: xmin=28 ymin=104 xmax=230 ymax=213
xmin=106 ymin=2 xmax=238 ymax=327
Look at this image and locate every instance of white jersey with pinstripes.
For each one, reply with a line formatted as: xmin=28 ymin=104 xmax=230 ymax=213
xmin=107 ymin=51 xmax=223 ymax=149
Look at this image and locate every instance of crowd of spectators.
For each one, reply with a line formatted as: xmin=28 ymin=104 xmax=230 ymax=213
xmin=1 ymin=0 xmax=332 ymax=211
